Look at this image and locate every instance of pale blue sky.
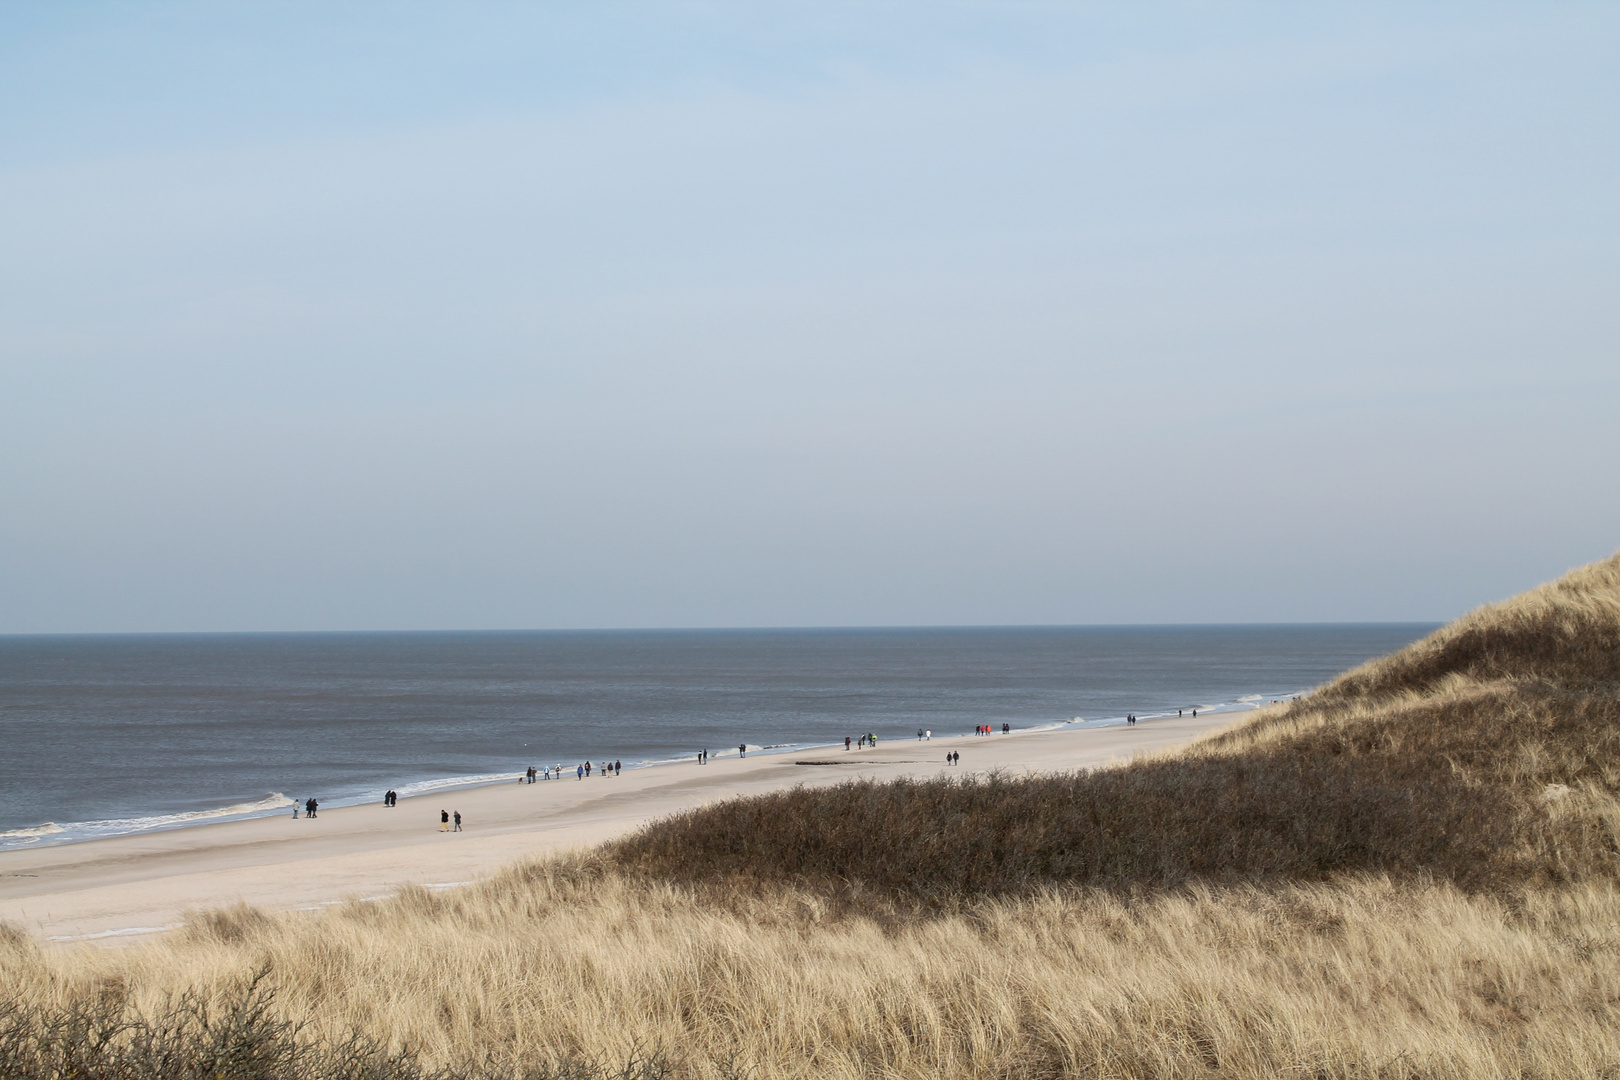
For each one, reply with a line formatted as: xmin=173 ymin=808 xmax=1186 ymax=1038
xmin=2 ymin=3 xmax=1617 ymax=632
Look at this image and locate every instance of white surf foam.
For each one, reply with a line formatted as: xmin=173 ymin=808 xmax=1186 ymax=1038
xmin=0 ymin=795 xmax=294 ymax=850
xmin=393 ymin=772 xmax=524 ymax=798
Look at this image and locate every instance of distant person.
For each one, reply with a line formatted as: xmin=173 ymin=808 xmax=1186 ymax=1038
xmin=917 ymin=728 xmax=923 ymax=741
xmin=453 ymin=811 xmax=462 ymax=832
xmin=577 ymin=764 xmax=584 ymax=780
xmin=305 ymin=798 xmax=318 ymax=818
xmin=440 ymin=809 xmax=449 ymax=832
xmin=585 ymin=761 xmax=592 ymax=777
xmin=1178 ymin=708 xmax=1183 ymax=717
xmin=925 ymin=730 xmax=931 ymax=740
xmin=292 ymin=800 xmax=299 ymax=819
xmin=1193 ymin=709 xmax=1197 ymax=718
xmin=845 ymin=736 xmax=852 ymax=750
xmin=739 ymin=743 xmax=747 ymax=758
xmin=1002 ymin=723 xmax=1009 ymax=734
xmin=614 ymin=760 xmax=621 ymax=776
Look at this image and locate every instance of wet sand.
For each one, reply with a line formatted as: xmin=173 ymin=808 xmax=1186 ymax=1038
xmin=0 ymin=710 xmax=1243 ymax=943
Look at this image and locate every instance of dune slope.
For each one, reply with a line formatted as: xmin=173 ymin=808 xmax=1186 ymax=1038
xmin=611 ymin=552 xmax=1620 ymax=899
xmin=3 ymin=553 xmax=1619 ymax=1079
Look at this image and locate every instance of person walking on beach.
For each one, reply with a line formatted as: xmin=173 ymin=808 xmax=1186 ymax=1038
xmin=614 ymin=760 xmax=621 ymax=776
xmin=845 ymin=736 xmax=851 ymax=750
xmin=453 ymin=811 xmax=462 ymax=832
xmin=925 ymin=730 xmax=931 ymax=741
xmin=440 ymin=810 xmax=449 ymax=832
xmin=577 ymin=764 xmax=584 ymax=780
xmin=292 ymin=799 xmax=299 ymax=819
xmin=306 ymin=798 xmax=318 ymax=818
xmin=739 ymin=743 xmax=747 ymax=758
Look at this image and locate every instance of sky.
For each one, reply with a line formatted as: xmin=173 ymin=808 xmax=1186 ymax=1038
xmin=1 ymin=2 xmax=1617 ymax=633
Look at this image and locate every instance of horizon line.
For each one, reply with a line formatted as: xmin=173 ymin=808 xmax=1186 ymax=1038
xmin=0 ymin=620 xmax=1447 ymax=640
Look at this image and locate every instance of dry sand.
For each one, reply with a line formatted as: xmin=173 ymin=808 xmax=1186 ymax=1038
xmin=0 ymin=710 xmax=1241 ymax=942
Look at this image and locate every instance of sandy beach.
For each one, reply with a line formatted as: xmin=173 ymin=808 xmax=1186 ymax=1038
xmin=0 ymin=711 xmax=1240 ymax=943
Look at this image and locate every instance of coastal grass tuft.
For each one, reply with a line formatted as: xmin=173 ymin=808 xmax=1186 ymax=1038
xmin=3 ymin=551 xmax=1619 ymax=1078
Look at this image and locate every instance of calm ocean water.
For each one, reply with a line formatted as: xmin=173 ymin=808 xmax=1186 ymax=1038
xmin=0 ymin=625 xmax=1433 ymax=848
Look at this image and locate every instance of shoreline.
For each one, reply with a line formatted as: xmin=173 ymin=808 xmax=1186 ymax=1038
xmin=0 ymin=705 xmax=1258 ymax=943
xmin=0 ymin=695 xmax=1284 ymax=856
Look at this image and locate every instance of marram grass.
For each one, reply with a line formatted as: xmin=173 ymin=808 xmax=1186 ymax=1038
xmin=5 ymin=552 xmax=1620 ymax=1078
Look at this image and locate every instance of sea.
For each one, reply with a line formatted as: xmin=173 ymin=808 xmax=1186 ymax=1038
xmin=0 ymin=625 xmax=1434 ymax=850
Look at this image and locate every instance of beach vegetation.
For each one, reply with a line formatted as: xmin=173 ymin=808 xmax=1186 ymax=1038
xmin=2 ymin=552 xmax=1619 ymax=1077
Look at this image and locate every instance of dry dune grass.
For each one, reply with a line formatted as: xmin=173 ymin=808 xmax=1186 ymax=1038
xmin=4 ymin=551 xmax=1620 ymax=1078
xmin=610 ymin=554 xmax=1620 ymax=899
xmin=4 ymin=870 xmax=1620 ymax=1078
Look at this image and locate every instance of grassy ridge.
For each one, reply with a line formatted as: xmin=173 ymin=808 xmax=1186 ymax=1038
xmin=3 ymin=552 xmax=1619 ymax=1078
xmin=608 ymin=686 xmax=1618 ymax=897
xmin=611 ymin=555 xmax=1620 ymax=898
